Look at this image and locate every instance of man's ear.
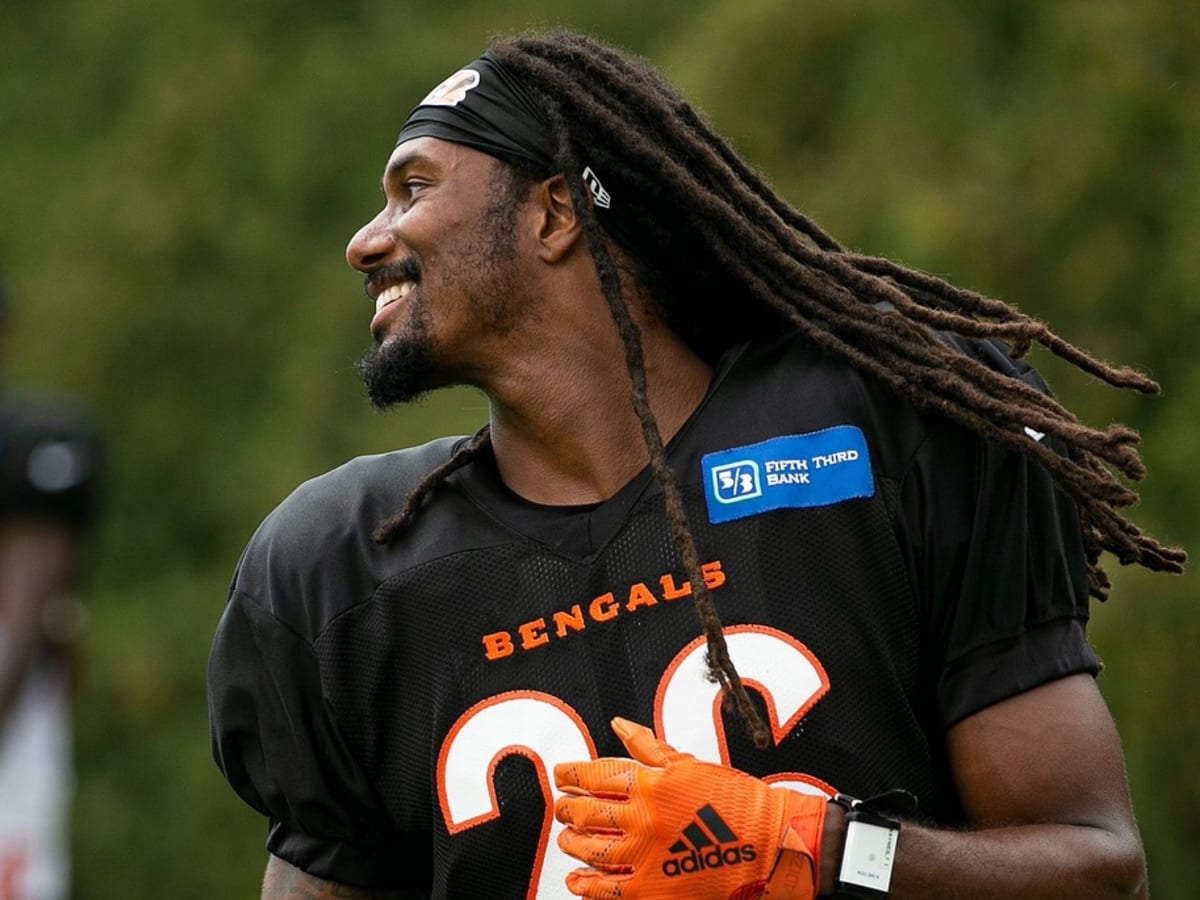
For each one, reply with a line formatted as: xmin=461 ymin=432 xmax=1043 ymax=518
xmin=531 ymin=174 xmax=582 ymax=263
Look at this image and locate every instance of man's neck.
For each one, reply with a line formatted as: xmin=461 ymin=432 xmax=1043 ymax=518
xmin=485 ymin=329 xmax=712 ymax=507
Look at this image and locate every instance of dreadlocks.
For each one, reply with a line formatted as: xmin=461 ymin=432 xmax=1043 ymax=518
xmin=373 ymin=29 xmax=1186 ymax=749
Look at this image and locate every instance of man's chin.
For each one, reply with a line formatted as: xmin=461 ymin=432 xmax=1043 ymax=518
xmin=359 ymin=370 xmax=436 ymax=409
xmin=362 ymin=384 xmax=430 ymax=410
xmin=356 ymin=344 xmax=439 ymax=409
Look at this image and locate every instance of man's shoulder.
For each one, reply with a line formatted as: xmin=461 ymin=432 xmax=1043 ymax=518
xmin=728 ymin=332 xmax=919 ymax=429
xmin=279 ymin=435 xmax=461 ymax=526
xmin=227 ymin=435 xmax=463 ymax=637
xmin=725 ymin=329 xmax=1046 ymax=479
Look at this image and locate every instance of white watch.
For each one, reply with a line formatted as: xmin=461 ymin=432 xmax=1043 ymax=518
xmin=833 ymin=793 xmax=901 ymax=898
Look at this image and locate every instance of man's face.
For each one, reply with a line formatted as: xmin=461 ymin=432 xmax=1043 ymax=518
xmin=347 ymin=137 xmax=531 ymax=407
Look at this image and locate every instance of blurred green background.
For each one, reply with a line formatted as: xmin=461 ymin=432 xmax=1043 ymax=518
xmin=1 ymin=0 xmax=1195 ymax=895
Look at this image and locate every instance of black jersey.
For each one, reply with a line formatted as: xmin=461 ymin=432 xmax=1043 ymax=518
xmin=207 ymin=332 xmax=1097 ymax=897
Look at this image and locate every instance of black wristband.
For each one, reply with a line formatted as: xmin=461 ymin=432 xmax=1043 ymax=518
xmin=832 ymin=793 xmax=901 ymax=898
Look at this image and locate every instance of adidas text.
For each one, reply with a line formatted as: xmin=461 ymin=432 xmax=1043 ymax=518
xmin=661 ymin=844 xmax=758 ymax=877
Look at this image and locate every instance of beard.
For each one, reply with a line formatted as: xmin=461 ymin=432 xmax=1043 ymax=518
xmin=355 ymin=306 xmax=440 ymax=409
xmin=354 ymin=247 xmax=522 ymax=410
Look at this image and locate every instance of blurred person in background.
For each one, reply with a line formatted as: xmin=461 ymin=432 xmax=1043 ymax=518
xmin=209 ymin=29 xmax=1184 ymax=900
xmin=0 ymin=275 xmax=103 ymax=900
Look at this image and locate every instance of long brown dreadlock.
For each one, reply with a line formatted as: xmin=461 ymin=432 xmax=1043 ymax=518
xmin=372 ymin=29 xmax=1187 ymax=749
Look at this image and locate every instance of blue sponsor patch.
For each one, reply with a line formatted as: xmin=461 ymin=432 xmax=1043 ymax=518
xmin=702 ymin=426 xmax=875 ymax=524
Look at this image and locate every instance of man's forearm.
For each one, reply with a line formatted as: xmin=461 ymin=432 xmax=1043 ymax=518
xmin=819 ymin=804 xmax=1146 ymax=900
xmin=0 ymin=621 xmax=38 ymax=724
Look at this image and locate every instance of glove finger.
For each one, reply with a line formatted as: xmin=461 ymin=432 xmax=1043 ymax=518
xmin=611 ymin=717 xmax=689 ymax=766
xmin=564 ymin=866 xmax=630 ymax=900
xmin=554 ymin=793 xmax=627 ymax=832
xmin=557 ymin=823 xmax=635 ymax=868
xmin=554 ymin=757 xmax=639 ymax=797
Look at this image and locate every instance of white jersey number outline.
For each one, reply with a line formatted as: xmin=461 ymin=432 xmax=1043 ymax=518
xmin=437 ymin=625 xmax=830 ymax=900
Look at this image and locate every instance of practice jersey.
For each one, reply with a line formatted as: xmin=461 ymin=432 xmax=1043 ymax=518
xmin=208 ymin=332 xmax=1097 ymax=897
xmin=0 ymin=659 xmax=73 ymax=900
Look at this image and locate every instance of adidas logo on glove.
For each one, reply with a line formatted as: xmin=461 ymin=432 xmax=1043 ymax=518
xmin=661 ymin=804 xmax=758 ymax=877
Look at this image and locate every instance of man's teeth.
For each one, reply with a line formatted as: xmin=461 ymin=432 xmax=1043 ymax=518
xmin=375 ymin=281 xmax=414 ymax=313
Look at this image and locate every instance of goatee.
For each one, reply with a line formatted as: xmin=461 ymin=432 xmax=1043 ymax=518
xmin=356 ymin=333 xmax=438 ymax=409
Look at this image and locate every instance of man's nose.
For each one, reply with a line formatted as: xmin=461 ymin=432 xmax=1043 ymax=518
xmin=346 ymin=212 xmax=397 ymax=272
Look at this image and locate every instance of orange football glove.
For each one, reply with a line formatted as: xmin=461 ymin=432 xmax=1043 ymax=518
xmin=554 ymin=717 xmax=827 ymax=900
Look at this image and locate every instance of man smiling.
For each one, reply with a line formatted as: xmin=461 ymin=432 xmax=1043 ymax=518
xmin=208 ymin=28 xmax=1184 ymax=900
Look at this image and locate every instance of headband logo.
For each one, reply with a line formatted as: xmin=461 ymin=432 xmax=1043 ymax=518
xmin=582 ymin=166 xmax=611 ymax=209
xmin=418 ymin=68 xmax=481 ymax=108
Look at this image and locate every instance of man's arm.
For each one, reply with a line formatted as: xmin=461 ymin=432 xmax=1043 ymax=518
xmin=555 ymin=672 xmax=1145 ymax=899
xmin=0 ymin=523 xmax=77 ymax=723
xmin=261 ymin=855 xmax=425 ymax=899
xmin=849 ymin=672 xmax=1146 ymax=899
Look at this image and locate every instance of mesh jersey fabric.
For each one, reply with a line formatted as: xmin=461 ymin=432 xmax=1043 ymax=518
xmin=207 ymin=331 xmax=1097 ymax=896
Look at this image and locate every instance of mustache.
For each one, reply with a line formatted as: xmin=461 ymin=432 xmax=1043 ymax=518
xmin=363 ymin=257 xmax=421 ymax=300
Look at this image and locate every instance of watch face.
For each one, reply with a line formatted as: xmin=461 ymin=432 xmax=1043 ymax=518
xmin=838 ymin=816 xmax=898 ymax=898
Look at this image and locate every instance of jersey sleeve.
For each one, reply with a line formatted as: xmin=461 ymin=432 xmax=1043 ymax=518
xmin=207 ymin=585 xmax=402 ymax=887
xmin=207 ymin=440 xmax=459 ymax=888
xmin=895 ymin=385 xmax=1100 ymax=731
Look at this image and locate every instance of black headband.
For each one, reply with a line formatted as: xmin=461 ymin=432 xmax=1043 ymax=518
xmin=395 ymin=50 xmax=554 ymax=173
xmin=395 ymin=50 xmax=636 ymax=247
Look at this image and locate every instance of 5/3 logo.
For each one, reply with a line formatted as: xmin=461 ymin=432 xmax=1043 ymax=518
xmin=712 ymin=461 xmax=762 ymax=503
xmin=437 ymin=625 xmax=832 ymax=900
